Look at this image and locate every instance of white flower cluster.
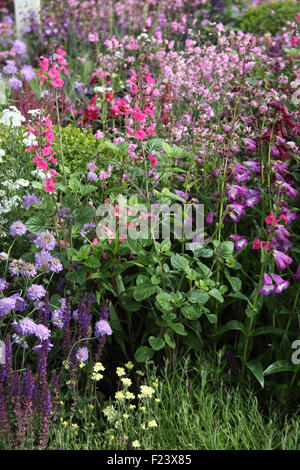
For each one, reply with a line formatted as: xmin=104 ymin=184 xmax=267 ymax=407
xmin=0 ymin=106 xmax=25 ymax=127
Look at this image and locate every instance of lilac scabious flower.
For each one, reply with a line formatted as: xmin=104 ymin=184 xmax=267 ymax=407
xmin=8 ymin=77 xmax=22 ymax=90
xmin=0 ymin=297 xmax=16 ymax=318
xmin=35 ymin=250 xmax=53 ymax=272
xmin=0 ymin=279 xmax=9 ymax=291
xmin=12 ymin=40 xmax=27 ymax=55
xmin=80 ymin=222 xmax=96 ymax=237
xmin=9 ymin=221 xmax=27 ymax=236
xmin=11 ymin=294 xmax=27 ymax=312
xmin=12 ymin=333 xmax=29 ymax=349
xmin=76 ymin=347 xmax=89 ymax=363
xmin=51 ymin=299 xmax=66 ymax=329
xmin=20 ymin=65 xmax=36 ymax=81
xmin=20 ymin=262 xmax=37 ymax=278
xmin=12 ymin=318 xmax=37 ymax=336
xmin=22 ymin=193 xmax=42 ymax=209
xmin=95 ymin=319 xmax=113 ymax=337
xmin=87 ymin=171 xmax=98 ymax=182
xmin=273 ymin=250 xmax=293 ymax=271
xmin=230 ymin=235 xmax=248 ymax=250
xmin=34 ymin=324 xmax=51 ymax=341
xmin=3 ymin=61 xmax=17 ymax=75
xmin=9 ymin=259 xmax=25 ymax=276
xmin=27 ymin=284 xmax=46 ymax=301
xmin=35 ymin=231 xmax=56 ymax=251
xmin=48 ymin=257 xmax=63 ymax=273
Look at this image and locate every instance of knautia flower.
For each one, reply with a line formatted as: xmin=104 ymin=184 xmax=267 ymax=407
xmin=35 ymin=231 xmax=56 ymax=251
xmin=75 ymin=347 xmax=89 ymax=363
xmin=0 ymin=296 xmax=16 ymax=317
xmin=12 ymin=39 xmax=27 ymax=55
xmin=9 ymin=221 xmax=27 ymax=236
xmin=12 ymin=318 xmax=37 ymax=336
xmin=95 ymin=319 xmax=113 ymax=337
xmin=20 ymin=262 xmax=37 ymax=278
xmin=48 ymin=257 xmax=63 ymax=273
xmin=11 ymin=294 xmax=27 ymax=312
xmin=34 ymin=324 xmax=51 ymax=341
xmin=9 ymin=259 xmax=25 ymax=276
xmin=26 ymin=284 xmax=47 ymax=301
xmin=35 ymin=250 xmax=54 ymax=272
xmin=0 ymin=278 xmax=9 ymax=291
xmin=22 ymin=193 xmax=42 ymax=209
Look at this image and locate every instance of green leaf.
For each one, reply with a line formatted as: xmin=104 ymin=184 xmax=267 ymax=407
xmin=133 ymin=285 xmax=157 ymax=302
xmin=68 ymin=177 xmax=81 ymax=193
xmin=80 ymin=184 xmax=98 ymax=196
xmin=225 ymin=270 xmax=242 ymax=292
xmin=149 ymin=336 xmax=165 ymax=351
xmin=216 ymin=320 xmax=246 ymax=336
xmin=170 ymin=322 xmax=188 ymax=336
xmin=84 ymin=257 xmax=101 ymax=268
xmin=246 ymin=360 xmax=264 ymax=388
xmin=73 ymin=206 xmax=96 ymax=225
xmin=251 ymin=326 xmax=284 ymax=337
xmin=206 ymin=313 xmax=217 ymax=324
xmin=181 ymin=304 xmax=202 ymax=320
xmin=164 ymin=332 xmax=176 ymax=349
xmin=264 ymin=361 xmax=294 ymax=376
xmin=208 ymin=288 xmax=224 ymax=303
xmin=156 ymin=292 xmax=172 ymax=312
xmin=197 ymin=248 xmax=213 ymax=258
xmin=25 ymin=215 xmax=48 ymax=234
xmin=170 ymin=254 xmax=190 ymax=272
xmin=229 ymin=292 xmax=250 ymax=303
xmin=135 ymin=346 xmax=155 ymax=363
xmin=188 ymin=290 xmax=209 ymax=304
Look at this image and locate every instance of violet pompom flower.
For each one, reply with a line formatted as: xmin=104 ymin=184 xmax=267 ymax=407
xmin=11 ymin=293 xmax=27 ymax=312
xmin=34 ymin=324 xmax=51 ymax=341
xmin=9 ymin=221 xmax=27 ymax=236
xmin=95 ymin=319 xmax=113 ymax=337
xmin=87 ymin=171 xmax=98 ymax=182
xmin=48 ymin=257 xmax=63 ymax=273
xmin=12 ymin=318 xmax=37 ymax=336
xmin=9 ymin=259 xmax=25 ymax=276
xmin=20 ymin=262 xmax=37 ymax=278
xmin=20 ymin=65 xmax=36 ymax=81
xmin=8 ymin=77 xmax=22 ymax=90
xmin=35 ymin=231 xmax=56 ymax=251
xmin=27 ymin=284 xmax=47 ymax=301
xmin=0 ymin=296 xmax=16 ymax=317
xmin=76 ymin=347 xmax=89 ymax=363
xmin=12 ymin=39 xmax=27 ymax=54
xmin=22 ymin=193 xmax=42 ymax=209
xmin=0 ymin=278 xmax=9 ymax=291
xmin=35 ymin=250 xmax=54 ymax=272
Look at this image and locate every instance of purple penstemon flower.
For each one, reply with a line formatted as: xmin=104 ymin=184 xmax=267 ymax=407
xmin=230 ymin=235 xmax=248 ymax=250
xmin=259 ymin=274 xmax=275 ymax=296
xmin=227 ymin=185 xmax=248 ymax=200
xmin=227 ymin=203 xmax=246 ymax=223
xmin=271 ymin=274 xmax=289 ymax=293
xmin=206 ymin=211 xmax=217 ymax=225
xmin=244 ymin=159 xmax=260 ymax=174
xmin=273 ymin=250 xmax=293 ymax=271
xmin=232 ymin=164 xmax=251 ymax=182
xmin=9 ymin=221 xmax=27 ymax=236
xmin=244 ymin=138 xmax=256 ymax=154
xmin=244 ymin=189 xmax=261 ymax=208
xmin=294 ymin=266 xmax=300 ymax=282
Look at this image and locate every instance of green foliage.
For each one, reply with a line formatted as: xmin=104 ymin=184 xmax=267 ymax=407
xmin=239 ymin=1 xmax=300 ymax=35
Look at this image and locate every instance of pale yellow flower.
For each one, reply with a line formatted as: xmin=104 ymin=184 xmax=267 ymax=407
xmin=115 ymin=391 xmax=125 ymax=401
xmin=139 ymin=385 xmax=155 ymax=397
xmin=91 ymin=372 xmax=103 ymax=381
xmin=125 ymin=361 xmax=134 ymax=370
xmin=132 ymin=440 xmax=141 ymax=448
xmin=121 ymin=377 xmax=132 ymax=387
xmin=125 ymin=391 xmax=135 ymax=400
xmin=94 ymin=362 xmax=105 ymax=372
xmin=148 ymin=419 xmax=158 ymax=428
xmin=129 ymin=404 xmax=136 ymax=410
xmin=123 ymin=413 xmax=129 ymax=419
xmin=116 ymin=367 xmax=126 ymax=377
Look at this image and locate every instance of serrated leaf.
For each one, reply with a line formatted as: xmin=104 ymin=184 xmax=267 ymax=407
xmin=25 ymin=215 xmax=49 ymax=234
